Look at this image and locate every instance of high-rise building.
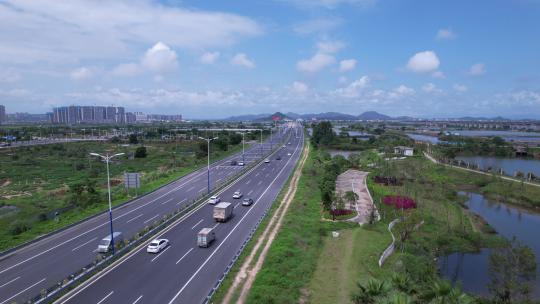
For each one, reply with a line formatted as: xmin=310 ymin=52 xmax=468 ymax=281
xmin=81 ymin=106 xmax=94 ymax=123
xmin=0 ymin=105 xmax=6 ymax=124
xmin=50 ymin=105 xmax=135 ymax=124
xmin=106 ymin=106 xmax=116 ymax=123
xmin=125 ymin=112 xmax=136 ymax=123
xmin=94 ymin=106 xmax=106 ymax=123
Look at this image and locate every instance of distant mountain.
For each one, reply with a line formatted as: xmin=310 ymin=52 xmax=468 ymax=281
xmin=457 ymin=116 xmax=510 ymax=121
xmin=224 ymin=113 xmax=271 ymax=121
xmin=298 ymin=112 xmax=358 ymax=120
xmin=357 ymin=111 xmax=392 ymax=121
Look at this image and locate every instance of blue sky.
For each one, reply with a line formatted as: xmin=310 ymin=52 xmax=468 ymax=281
xmin=0 ymin=0 xmax=539 ymax=119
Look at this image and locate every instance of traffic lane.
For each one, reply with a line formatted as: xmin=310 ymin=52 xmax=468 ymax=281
xmin=0 ymin=140 xmax=281 ymax=303
xmin=60 ymin=132 xmax=299 ymax=304
xmin=168 ymin=133 xmax=303 ymax=303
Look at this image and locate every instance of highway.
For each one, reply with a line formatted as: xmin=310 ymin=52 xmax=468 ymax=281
xmin=0 ymin=129 xmax=290 ymax=304
xmin=57 ymin=125 xmax=304 ymax=304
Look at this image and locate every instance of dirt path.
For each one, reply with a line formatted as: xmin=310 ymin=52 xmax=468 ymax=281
xmin=335 ymin=169 xmax=378 ymax=225
xmin=222 ymin=143 xmax=309 ymax=304
xmin=423 ymin=152 xmax=540 ymax=188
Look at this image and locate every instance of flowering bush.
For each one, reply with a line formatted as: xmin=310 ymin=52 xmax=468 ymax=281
xmin=382 ymin=195 xmax=417 ymax=210
xmin=330 ymin=209 xmax=354 ymax=216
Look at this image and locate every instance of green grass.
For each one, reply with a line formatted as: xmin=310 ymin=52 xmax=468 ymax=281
xmin=0 ymin=140 xmax=247 ymax=251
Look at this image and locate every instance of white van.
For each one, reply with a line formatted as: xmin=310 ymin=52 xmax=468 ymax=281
xmin=97 ymin=232 xmax=123 ymax=253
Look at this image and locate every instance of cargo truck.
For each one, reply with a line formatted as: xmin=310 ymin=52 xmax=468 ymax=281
xmin=197 ymin=228 xmax=215 ymax=248
xmin=213 ymin=202 xmax=233 ymax=222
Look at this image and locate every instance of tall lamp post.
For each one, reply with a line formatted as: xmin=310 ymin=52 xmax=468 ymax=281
xmin=89 ymin=152 xmax=125 ymax=255
xmin=198 ymin=136 xmax=218 ymax=194
xmin=259 ymin=129 xmax=263 ymax=158
xmin=239 ymin=132 xmax=246 ymax=164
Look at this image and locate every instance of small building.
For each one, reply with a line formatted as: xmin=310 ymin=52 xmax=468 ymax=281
xmin=394 ymin=146 xmax=414 ymax=156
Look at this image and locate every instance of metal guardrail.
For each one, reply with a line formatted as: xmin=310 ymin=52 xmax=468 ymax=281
xmin=29 ymin=134 xmax=291 ymax=304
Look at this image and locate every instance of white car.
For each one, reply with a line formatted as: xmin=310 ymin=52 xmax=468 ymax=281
xmin=287 ymin=152 xmax=292 ymax=156
xmin=264 ymin=159 xmax=270 ymax=163
xmin=232 ymin=191 xmax=243 ymax=199
xmin=238 ymin=162 xmax=245 ymax=166
xmin=147 ymin=239 xmax=169 ymax=253
xmin=208 ymin=195 xmax=221 ymax=205
xmin=282 ymin=145 xmax=286 ymax=148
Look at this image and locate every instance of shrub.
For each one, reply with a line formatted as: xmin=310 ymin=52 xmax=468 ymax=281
xmin=382 ymin=195 xmax=417 ymax=210
xmin=135 ymin=146 xmax=147 ymax=158
xmin=9 ymin=220 xmax=32 ymax=235
xmin=329 ymin=209 xmax=353 ymax=216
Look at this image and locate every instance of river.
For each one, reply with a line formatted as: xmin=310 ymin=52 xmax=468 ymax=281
xmin=439 ymin=192 xmax=540 ymax=298
xmin=456 ymin=155 xmax=540 ymax=177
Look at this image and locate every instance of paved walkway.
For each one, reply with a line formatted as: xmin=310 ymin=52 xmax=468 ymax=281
xmin=335 ymin=169 xmax=378 ymax=224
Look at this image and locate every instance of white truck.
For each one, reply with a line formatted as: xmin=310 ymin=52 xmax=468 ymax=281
xmin=213 ymin=202 xmax=233 ymax=222
xmin=197 ymin=228 xmax=215 ymax=248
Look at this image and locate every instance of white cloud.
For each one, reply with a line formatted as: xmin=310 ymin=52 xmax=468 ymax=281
xmin=469 ymin=63 xmax=486 ymax=76
xmin=436 ymin=28 xmax=457 ymax=40
xmin=231 ymin=53 xmax=255 ymax=68
xmin=422 ymin=83 xmax=442 ymax=93
xmin=111 ymin=63 xmax=142 ymax=77
xmin=141 ymin=42 xmax=178 ymax=73
xmin=293 ymin=18 xmax=343 ymax=35
xmin=317 ymin=40 xmax=345 ymax=53
xmin=338 ymin=76 xmax=348 ymax=84
xmin=0 ymin=69 xmax=21 ymax=83
xmin=0 ymin=0 xmax=261 ymax=65
xmin=394 ymin=85 xmax=415 ymax=95
xmin=70 ymin=67 xmax=94 ymax=81
xmin=453 ymin=84 xmax=468 ymax=92
xmin=297 ymin=53 xmax=335 ymax=73
xmin=200 ymin=51 xmax=220 ymax=64
xmin=339 ymin=59 xmax=357 ymax=72
xmin=291 ymin=81 xmax=309 ymax=93
xmin=406 ymin=51 xmax=440 ymax=73
xmin=431 ymin=71 xmax=446 ymax=79
xmin=334 ymin=76 xmax=370 ymax=97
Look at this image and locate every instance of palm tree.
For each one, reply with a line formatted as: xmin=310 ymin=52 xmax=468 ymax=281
xmin=344 ymin=190 xmax=359 ymax=207
xmin=386 ymin=294 xmax=414 ymax=304
xmin=422 ymin=280 xmax=474 ymax=304
xmin=351 ymin=279 xmax=389 ymax=304
xmin=390 ymin=273 xmax=415 ymax=295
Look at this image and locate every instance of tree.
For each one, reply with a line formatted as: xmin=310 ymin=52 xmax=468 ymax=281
xmin=229 ymin=133 xmax=242 ymax=145
xmin=128 ymin=134 xmax=138 ymax=144
xmin=488 ymin=237 xmax=537 ymax=303
xmin=351 ymin=279 xmax=388 ymax=304
xmin=311 ymin=121 xmax=335 ymax=147
xmin=421 ymin=280 xmax=474 ymax=304
xmin=344 ymin=190 xmax=359 ymax=207
xmin=135 ymin=146 xmax=147 ymax=158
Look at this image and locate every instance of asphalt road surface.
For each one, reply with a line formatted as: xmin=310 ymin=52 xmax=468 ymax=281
xmin=0 ymin=128 xmax=291 ymax=304
xmin=57 ymin=125 xmax=304 ymax=304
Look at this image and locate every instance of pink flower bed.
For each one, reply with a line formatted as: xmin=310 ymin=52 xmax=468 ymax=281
xmin=382 ymin=195 xmax=417 ymax=209
xmin=330 ymin=209 xmax=354 ymax=216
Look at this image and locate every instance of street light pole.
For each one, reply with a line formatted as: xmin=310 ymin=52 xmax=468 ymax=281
xmin=260 ymin=129 xmax=263 ymax=158
xmin=241 ymin=132 xmax=245 ymax=164
xmin=89 ymin=152 xmax=125 ymax=255
xmin=198 ymin=136 xmax=218 ymax=194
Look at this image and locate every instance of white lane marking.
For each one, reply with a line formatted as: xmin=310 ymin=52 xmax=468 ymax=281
xmin=186 ymin=186 xmax=195 ymax=192
xmin=126 ymin=214 xmax=143 ymax=224
xmin=261 ymin=167 xmax=266 ymax=171
xmin=132 ymin=295 xmax=143 ymax=304
xmin=234 ymin=203 xmax=240 ymax=209
xmin=143 ymin=214 xmax=159 ymax=224
xmin=71 ymin=237 xmax=97 ymax=252
xmin=216 ymin=178 xmax=222 ymax=182
xmin=0 ymin=276 xmax=20 ymax=288
xmin=176 ymin=199 xmax=187 ymax=206
xmin=198 ymin=188 xmax=206 ymax=193
xmin=247 ymin=190 xmax=253 ymax=196
xmin=0 ymin=278 xmax=46 ymax=304
xmin=245 ymin=179 xmax=251 ymax=185
xmin=166 ymin=135 xmax=302 ymax=304
xmin=257 ymin=180 xmax=262 ymax=186
xmin=175 ymin=248 xmax=194 ymax=265
xmin=96 ymin=291 xmax=114 ymax=304
xmin=150 ymin=246 xmax=171 ymax=263
xmin=161 ymin=198 xmax=174 ymax=205
xmin=265 ymin=173 xmax=270 ymax=178
xmin=212 ymin=223 xmax=220 ymax=230
xmin=255 ymin=172 xmax=260 ymax=177
xmin=191 ymin=219 xmax=204 ymax=230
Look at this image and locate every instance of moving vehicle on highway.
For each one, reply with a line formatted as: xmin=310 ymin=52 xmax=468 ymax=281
xmin=242 ymin=198 xmax=254 ymax=206
xmin=208 ymin=195 xmax=221 ymax=205
xmin=276 ymin=155 xmax=281 ymax=160
xmin=238 ymin=161 xmax=245 ymax=166
xmin=197 ymin=228 xmax=215 ymax=248
xmin=97 ymin=232 xmax=123 ymax=253
xmin=287 ymin=152 xmax=292 ymax=156
xmin=147 ymin=238 xmax=169 ymax=253
xmin=213 ymin=202 xmax=233 ymax=222
xmin=230 ymin=160 xmax=237 ymax=166
xmin=264 ymin=159 xmax=270 ymax=163
xmin=232 ymin=191 xmax=243 ymax=199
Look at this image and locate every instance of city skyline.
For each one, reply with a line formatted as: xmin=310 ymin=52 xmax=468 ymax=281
xmin=0 ymin=1 xmax=539 ymax=118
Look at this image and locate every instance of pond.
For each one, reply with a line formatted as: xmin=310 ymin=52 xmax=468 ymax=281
xmin=438 ymin=192 xmax=540 ymax=298
xmin=455 ymin=155 xmax=540 ymax=177
xmin=328 ymin=150 xmax=359 ymax=158
xmin=406 ymin=133 xmax=439 ymax=144
xmin=451 ymin=130 xmax=540 ymax=142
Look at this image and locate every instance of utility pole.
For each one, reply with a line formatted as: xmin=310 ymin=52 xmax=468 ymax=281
xmin=198 ymin=136 xmax=218 ymax=194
